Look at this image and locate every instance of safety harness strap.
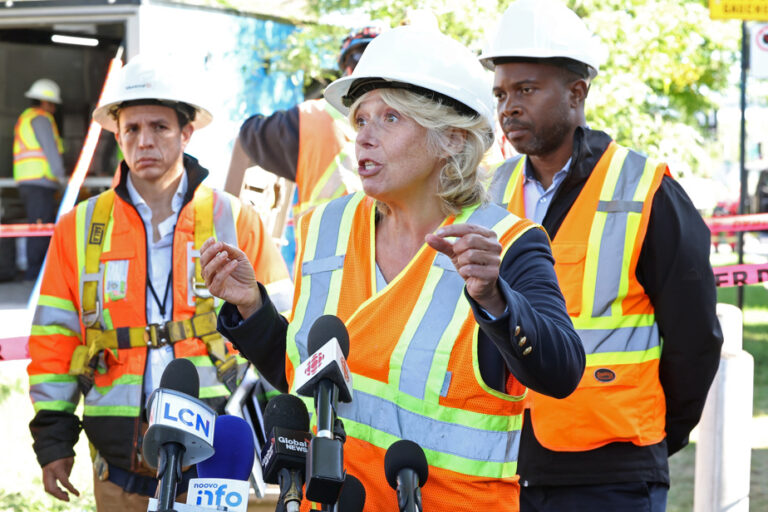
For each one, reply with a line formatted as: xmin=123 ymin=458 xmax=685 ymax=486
xmin=71 ymin=188 xmax=239 ymax=392
xmin=193 ymin=189 xmax=239 ymax=392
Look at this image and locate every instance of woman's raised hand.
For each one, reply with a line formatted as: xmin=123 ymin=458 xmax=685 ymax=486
xmin=425 ymin=223 xmax=506 ymax=317
xmin=200 ymin=237 xmax=263 ymax=318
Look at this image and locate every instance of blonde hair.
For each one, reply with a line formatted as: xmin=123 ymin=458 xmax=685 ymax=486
xmin=349 ymin=88 xmax=493 ymax=215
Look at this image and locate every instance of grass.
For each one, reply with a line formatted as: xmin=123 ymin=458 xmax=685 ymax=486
xmin=665 ymin=283 xmax=768 ymax=511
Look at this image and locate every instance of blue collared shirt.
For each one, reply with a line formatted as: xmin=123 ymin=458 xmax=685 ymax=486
xmin=523 ymin=157 xmax=572 ymax=224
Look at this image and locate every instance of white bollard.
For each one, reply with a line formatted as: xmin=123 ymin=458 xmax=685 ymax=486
xmin=693 ymin=303 xmax=753 ymax=512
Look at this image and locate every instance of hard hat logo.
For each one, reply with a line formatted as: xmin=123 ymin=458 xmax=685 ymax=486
xmin=479 ymin=0 xmax=606 ymax=79
xmin=92 ymin=54 xmax=213 ymax=133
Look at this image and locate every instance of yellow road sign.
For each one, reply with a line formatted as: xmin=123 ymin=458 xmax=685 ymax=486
xmin=710 ymin=0 xmax=768 ymax=21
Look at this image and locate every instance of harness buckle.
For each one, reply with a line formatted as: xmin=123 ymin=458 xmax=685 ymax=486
xmin=146 ymin=323 xmax=170 ymax=348
xmin=81 ymin=301 xmax=101 ymax=329
xmin=191 ymin=279 xmax=212 ymax=299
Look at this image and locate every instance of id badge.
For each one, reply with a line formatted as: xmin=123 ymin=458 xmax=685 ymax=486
xmin=104 ymin=259 xmax=129 ymax=301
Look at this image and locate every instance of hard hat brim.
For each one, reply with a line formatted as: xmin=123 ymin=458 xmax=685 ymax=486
xmin=25 ymin=91 xmax=62 ymax=104
xmin=92 ymin=100 xmax=213 ymax=133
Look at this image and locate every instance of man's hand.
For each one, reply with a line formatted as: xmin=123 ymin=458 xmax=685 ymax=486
xmin=425 ymin=223 xmax=506 ymax=317
xmin=42 ymin=457 xmax=79 ymax=502
xmin=200 ymin=237 xmax=263 ymax=318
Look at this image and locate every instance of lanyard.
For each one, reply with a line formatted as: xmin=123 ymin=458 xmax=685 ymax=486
xmin=147 ymin=271 xmax=173 ymax=319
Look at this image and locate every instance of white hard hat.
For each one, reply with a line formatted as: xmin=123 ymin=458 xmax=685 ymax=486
xmin=93 ymin=54 xmax=212 ymax=133
xmin=479 ymin=0 xmax=606 ymax=79
xmin=325 ymin=25 xmax=495 ymax=134
xmin=25 ymin=79 xmax=62 ymax=104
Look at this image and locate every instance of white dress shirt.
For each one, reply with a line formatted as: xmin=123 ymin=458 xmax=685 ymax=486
xmin=126 ymin=171 xmax=188 ymax=399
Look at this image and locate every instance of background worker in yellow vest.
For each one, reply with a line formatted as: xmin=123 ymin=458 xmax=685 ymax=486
xmin=27 ymin=55 xmax=291 ymax=512
xmin=13 ymin=78 xmax=66 ymax=280
xmin=481 ymin=1 xmax=723 ymax=510
xmin=200 ymin=26 xmax=585 ymax=512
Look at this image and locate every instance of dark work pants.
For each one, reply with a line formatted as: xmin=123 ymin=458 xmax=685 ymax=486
xmin=18 ymin=184 xmax=56 ymax=280
xmin=520 ymin=482 xmax=669 ymax=512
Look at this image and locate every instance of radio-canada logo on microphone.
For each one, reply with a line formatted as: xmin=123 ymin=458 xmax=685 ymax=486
xmin=305 ymin=352 xmax=325 ymax=376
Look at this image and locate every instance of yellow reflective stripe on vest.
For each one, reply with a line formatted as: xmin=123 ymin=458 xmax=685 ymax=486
xmin=287 ymin=192 xmax=364 ymax=364
xmin=487 ymin=155 xmax=524 ymax=207
xmin=13 ymin=108 xmax=63 ymax=181
xmin=384 ymin=204 xmax=518 ymax=403
xmin=289 ymin=196 xmax=524 ymax=478
xmin=338 ymin=374 xmax=520 ymax=478
xmin=576 ymin=146 xmax=661 ymax=361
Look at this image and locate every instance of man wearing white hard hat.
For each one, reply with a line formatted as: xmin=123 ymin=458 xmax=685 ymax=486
xmin=13 ymin=78 xmax=66 ymax=280
xmin=27 ymin=55 xmax=291 ymax=511
xmin=201 ymin=25 xmax=584 ymax=511
xmin=482 ymin=1 xmax=722 ymax=510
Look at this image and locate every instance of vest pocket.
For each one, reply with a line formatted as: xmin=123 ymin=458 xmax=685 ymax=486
xmin=551 ymin=242 xmax=587 ymax=316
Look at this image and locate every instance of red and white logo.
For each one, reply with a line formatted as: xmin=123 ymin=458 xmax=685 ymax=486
xmin=341 ymin=358 xmax=350 ymax=381
xmin=305 ymin=352 xmax=325 ymax=376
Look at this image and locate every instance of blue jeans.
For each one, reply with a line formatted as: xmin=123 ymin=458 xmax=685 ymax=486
xmin=520 ymin=482 xmax=669 ymax=512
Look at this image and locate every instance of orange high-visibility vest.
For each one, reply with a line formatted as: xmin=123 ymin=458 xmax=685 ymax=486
xmin=489 ymin=142 xmax=670 ymax=451
xmin=294 ymin=99 xmax=361 ymax=218
xmin=13 ymin=107 xmax=63 ymax=182
xmin=28 ymin=178 xmax=291 ymax=470
xmin=286 ymin=192 xmax=539 ymax=511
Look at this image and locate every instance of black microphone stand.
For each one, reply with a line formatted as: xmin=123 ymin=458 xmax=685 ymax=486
xmin=156 ymin=441 xmax=185 ymax=512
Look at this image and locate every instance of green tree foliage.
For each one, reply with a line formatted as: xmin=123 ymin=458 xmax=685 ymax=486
xmin=267 ymin=0 xmax=739 ymax=172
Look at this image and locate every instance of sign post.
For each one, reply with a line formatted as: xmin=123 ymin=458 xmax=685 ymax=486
xmin=708 ymin=1 xmax=768 ymax=307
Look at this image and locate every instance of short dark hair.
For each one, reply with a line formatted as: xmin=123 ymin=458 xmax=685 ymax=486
xmin=492 ymin=56 xmax=591 ymax=82
xmin=110 ymin=99 xmax=196 ymax=129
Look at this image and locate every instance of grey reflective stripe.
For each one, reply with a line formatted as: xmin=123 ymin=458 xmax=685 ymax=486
xmin=612 ymin=150 xmax=648 ymax=202
xmin=85 ymin=382 xmax=142 ymax=408
xmin=33 ymin=304 xmax=81 ymax=333
xmin=592 ymin=150 xmax=647 ymax=318
xmin=30 ymin=381 xmax=80 ymax=404
xmin=488 ymin=156 xmax=523 ymax=205
xmin=302 ymin=255 xmax=345 ymax=275
xmin=597 ymin=200 xmax=643 ymax=213
xmin=398 ymin=267 xmax=465 ymax=399
xmin=212 ymin=190 xmax=238 ymax=245
xmin=465 ymin=203 xmax=511 ymax=232
xmin=577 ymin=324 xmax=660 ymax=354
xmin=198 ymin=365 xmax=225 ymax=394
xmin=295 ymin=193 xmax=357 ymax=361
xmin=398 ymin=204 xmax=510 ymax=399
xmin=337 ymin=389 xmax=520 ymax=464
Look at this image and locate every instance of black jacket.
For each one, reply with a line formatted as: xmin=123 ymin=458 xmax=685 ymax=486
xmin=517 ymin=127 xmax=723 ymax=486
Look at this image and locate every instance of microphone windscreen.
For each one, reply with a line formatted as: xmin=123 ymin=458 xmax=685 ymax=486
xmin=308 ymin=314 xmax=350 ymax=358
xmin=337 ymin=473 xmax=366 ymax=512
xmin=159 ymin=358 xmax=199 ymax=399
xmin=263 ymin=393 xmax=310 ymax=434
xmin=196 ymin=415 xmax=255 ymax=480
xmin=384 ymin=440 xmax=429 ymax=489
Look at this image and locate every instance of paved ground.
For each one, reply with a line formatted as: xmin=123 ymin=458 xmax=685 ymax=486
xmin=0 ymin=276 xmax=34 ymax=310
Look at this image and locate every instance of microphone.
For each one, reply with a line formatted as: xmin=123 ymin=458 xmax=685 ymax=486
xmin=185 ymin=415 xmax=255 ymax=512
xmin=384 ymin=440 xmax=429 ymax=512
xmin=335 ymin=474 xmax=366 ymax=512
xmin=260 ymin=394 xmax=311 ymax=512
xmin=143 ymin=358 xmax=217 ymax=512
xmin=294 ymin=315 xmax=351 ymax=505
